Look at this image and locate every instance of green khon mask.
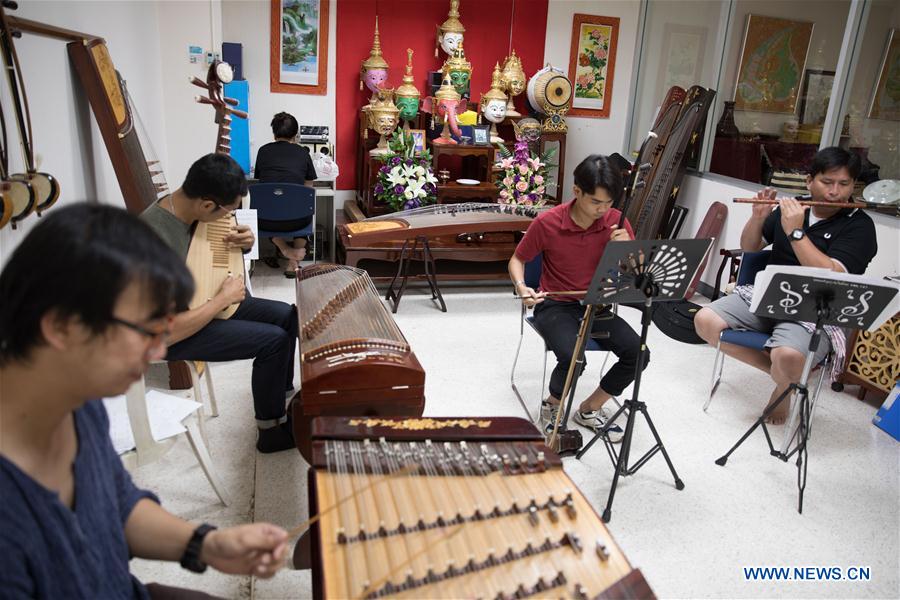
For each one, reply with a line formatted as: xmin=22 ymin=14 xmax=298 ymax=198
xmin=395 ymin=96 xmax=419 ymax=121
xmin=449 ymin=70 xmax=470 ymax=97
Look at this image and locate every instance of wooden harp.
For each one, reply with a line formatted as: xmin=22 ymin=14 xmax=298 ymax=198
xmin=67 ymin=38 xmax=160 ymax=214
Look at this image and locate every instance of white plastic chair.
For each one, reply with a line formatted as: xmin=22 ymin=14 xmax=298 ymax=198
xmin=108 ymin=377 xmax=229 ymax=506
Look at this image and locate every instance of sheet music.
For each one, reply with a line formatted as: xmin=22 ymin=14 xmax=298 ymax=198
xmin=103 ymin=391 xmax=201 ymax=454
xmin=234 ymin=208 xmax=259 ymax=260
xmin=750 ymin=265 xmax=900 ymax=331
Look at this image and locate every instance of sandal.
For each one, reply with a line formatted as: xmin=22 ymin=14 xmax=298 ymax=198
xmin=284 ymin=269 xmax=297 ymax=279
xmin=262 ymin=256 xmax=280 ymax=269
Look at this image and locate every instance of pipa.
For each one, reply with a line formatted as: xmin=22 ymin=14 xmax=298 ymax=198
xmin=185 ymin=214 xmax=244 ymax=319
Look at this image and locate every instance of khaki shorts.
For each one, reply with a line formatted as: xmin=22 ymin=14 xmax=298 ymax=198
xmin=707 ymin=293 xmax=831 ymax=364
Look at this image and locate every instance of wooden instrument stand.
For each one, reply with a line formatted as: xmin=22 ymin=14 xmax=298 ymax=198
xmin=384 ymin=235 xmax=446 ymax=313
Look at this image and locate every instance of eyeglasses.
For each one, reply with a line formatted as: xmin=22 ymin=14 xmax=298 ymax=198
xmin=110 ymin=316 xmax=172 ymax=343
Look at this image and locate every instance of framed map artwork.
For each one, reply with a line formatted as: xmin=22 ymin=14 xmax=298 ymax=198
xmin=270 ymin=0 xmax=329 ymax=95
xmin=869 ymin=29 xmax=900 ymax=121
xmin=567 ymin=14 xmax=619 ymax=118
xmin=733 ymin=14 xmax=813 ymax=114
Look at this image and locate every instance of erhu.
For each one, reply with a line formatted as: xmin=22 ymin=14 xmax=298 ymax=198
xmin=546 ymin=145 xmax=654 ymax=454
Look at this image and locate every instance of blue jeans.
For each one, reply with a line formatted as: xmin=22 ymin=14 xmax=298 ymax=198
xmin=533 ymin=299 xmax=649 ymax=399
xmin=165 ymin=296 xmax=297 ymax=423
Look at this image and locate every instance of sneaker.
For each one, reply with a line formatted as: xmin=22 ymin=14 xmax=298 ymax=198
xmin=539 ymin=401 xmax=561 ymax=435
xmin=574 ymin=406 xmax=624 ymax=443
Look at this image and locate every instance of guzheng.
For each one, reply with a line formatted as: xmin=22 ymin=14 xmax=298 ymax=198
xmin=305 ymin=416 xmax=655 ymax=599
xmin=292 ymin=265 xmax=425 ymax=461
xmin=185 ymin=214 xmax=244 ymax=319
xmin=342 ymin=203 xmax=541 ymax=244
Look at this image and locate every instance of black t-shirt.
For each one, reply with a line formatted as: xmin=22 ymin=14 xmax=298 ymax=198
xmin=254 ymin=141 xmax=318 ymax=184
xmin=761 ymin=207 xmax=878 ymax=275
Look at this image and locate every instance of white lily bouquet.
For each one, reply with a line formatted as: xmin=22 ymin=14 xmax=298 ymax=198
xmin=374 ymin=130 xmax=438 ymax=212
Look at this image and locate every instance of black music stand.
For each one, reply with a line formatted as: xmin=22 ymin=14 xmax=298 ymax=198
xmin=572 ymin=238 xmax=712 ymax=523
xmin=715 ymin=266 xmax=899 ymax=513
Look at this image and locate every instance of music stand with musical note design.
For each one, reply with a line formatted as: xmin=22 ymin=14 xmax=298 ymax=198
xmin=715 ymin=266 xmax=900 ymax=514
xmin=572 ymin=238 xmax=712 ymax=523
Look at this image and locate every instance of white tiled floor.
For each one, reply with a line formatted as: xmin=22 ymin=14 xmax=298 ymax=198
xmin=130 ymin=262 xmax=900 ymax=599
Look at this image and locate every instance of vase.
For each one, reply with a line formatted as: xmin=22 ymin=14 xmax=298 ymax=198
xmin=716 ymin=101 xmax=740 ymax=138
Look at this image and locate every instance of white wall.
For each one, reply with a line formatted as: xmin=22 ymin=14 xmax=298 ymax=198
xmin=156 ymin=0 xmax=226 ymax=189
xmin=677 ymin=173 xmax=899 ymax=290
xmin=221 ymin=0 xmax=337 ymax=174
xmin=0 ymin=0 xmax=167 ymax=266
xmin=544 ymin=0 xmax=641 ymax=197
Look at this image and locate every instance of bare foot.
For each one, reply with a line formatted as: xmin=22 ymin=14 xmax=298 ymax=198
xmin=764 ymin=398 xmax=790 ymax=425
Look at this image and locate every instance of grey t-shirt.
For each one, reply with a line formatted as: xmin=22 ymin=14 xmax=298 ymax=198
xmin=140 ymin=201 xmax=192 ymax=259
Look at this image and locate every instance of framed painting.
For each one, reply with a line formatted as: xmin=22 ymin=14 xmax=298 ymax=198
xmin=868 ymin=29 xmax=900 ymax=121
xmin=655 ymin=24 xmax=708 ymax=102
xmin=797 ymin=69 xmax=835 ymax=125
xmin=408 ymin=129 xmax=426 ymax=154
xmin=568 ymin=14 xmax=619 ymax=118
xmin=270 ymin=0 xmax=329 ymax=95
xmin=471 ymin=124 xmax=490 ymax=146
xmin=733 ymin=14 xmax=813 ymax=114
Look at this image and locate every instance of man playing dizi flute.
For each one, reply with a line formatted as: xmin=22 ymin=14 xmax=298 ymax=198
xmin=694 ymin=146 xmax=878 ymax=424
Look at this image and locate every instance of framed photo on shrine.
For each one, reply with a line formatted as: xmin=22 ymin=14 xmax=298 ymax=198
xmin=567 ymin=14 xmax=619 ymax=118
xmin=270 ymin=0 xmax=329 ymax=95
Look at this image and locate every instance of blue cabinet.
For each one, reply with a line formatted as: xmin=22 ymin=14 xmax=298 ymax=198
xmin=224 ymin=80 xmax=250 ymax=174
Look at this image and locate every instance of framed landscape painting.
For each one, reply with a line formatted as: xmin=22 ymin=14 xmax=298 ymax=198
xmin=568 ymin=14 xmax=619 ymax=118
xmin=270 ymin=0 xmax=329 ymax=95
xmin=734 ymin=14 xmax=813 ymax=114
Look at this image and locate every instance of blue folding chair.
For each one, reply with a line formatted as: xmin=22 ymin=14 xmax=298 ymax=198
xmin=249 ymin=182 xmax=316 ymax=266
xmin=510 ymin=254 xmax=617 ymax=423
xmin=705 ymin=249 xmax=830 ymax=435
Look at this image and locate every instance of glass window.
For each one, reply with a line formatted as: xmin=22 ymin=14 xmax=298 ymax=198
xmin=708 ymin=0 xmax=851 ymax=188
xmin=627 ymin=1 xmax=726 ymax=162
xmin=838 ymin=0 xmax=899 ymax=197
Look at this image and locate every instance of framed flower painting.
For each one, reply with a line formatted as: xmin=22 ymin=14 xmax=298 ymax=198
xmin=567 ymin=14 xmax=619 ymax=118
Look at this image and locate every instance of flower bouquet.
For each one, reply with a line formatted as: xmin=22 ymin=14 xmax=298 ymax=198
xmin=495 ymin=137 xmax=556 ymax=206
xmin=373 ymin=130 xmax=438 ymax=212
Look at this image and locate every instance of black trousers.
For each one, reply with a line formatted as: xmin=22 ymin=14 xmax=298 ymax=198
xmin=165 ymin=296 xmax=297 ymax=423
xmin=533 ymin=299 xmax=649 ymax=400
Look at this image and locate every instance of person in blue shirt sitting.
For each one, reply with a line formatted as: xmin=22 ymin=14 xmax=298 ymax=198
xmin=0 ymin=204 xmax=289 ymax=599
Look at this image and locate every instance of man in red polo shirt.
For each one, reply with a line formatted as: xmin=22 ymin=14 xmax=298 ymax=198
xmin=509 ymin=155 xmax=649 ymax=442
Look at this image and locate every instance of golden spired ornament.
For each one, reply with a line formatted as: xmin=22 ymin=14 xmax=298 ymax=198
xmin=360 ymin=17 xmax=389 ymax=101
xmin=436 ymin=0 xmax=465 ymax=58
xmin=500 ymin=49 xmax=527 ymax=117
xmin=394 ymin=49 xmax=420 ymax=131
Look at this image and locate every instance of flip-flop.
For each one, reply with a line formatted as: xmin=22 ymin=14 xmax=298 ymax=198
xmin=284 ymin=269 xmax=297 ymax=279
xmin=262 ymin=256 xmax=280 ymax=269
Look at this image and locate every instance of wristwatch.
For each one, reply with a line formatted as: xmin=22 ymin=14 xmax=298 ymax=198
xmin=180 ymin=523 xmax=217 ymax=573
xmin=790 ymin=228 xmax=805 ymax=242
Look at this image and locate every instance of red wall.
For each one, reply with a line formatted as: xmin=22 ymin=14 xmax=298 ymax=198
xmin=335 ymin=0 xmax=549 ymax=190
